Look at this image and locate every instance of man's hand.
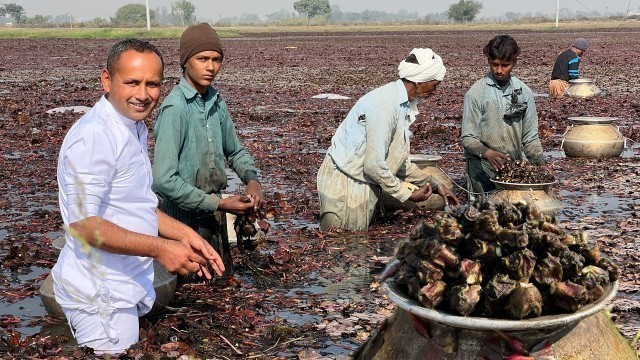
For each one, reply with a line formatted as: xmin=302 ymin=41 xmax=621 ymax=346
xmin=408 ymin=184 xmax=433 ymax=203
xmin=218 ymin=194 xmax=255 ymax=216
xmin=436 ymin=184 xmax=460 ymax=208
xmin=484 ymin=149 xmax=510 ymax=171
xmin=245 ymin=180 xmax=263 ymax=211
xmin=179 ymin=230 xmax=225 ymax=278
xmin=155 ymin=240 xmax=214 ymax=278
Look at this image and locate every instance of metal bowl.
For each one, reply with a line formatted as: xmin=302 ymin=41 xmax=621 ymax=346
xmin=568 ymin=78 xmax=595 ymax=84
xmin=567 ymin=116 xmax=619 ymax=125
xmin=490 ymin=179 xmax=556 ymax=190
xmin=409 ymin=154 xmax=442 ymax=163
xmin=381 ymin=260 xmax=617 ymax=331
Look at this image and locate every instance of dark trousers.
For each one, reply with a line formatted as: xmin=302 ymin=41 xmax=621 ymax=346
xmin=160 ymin=199 xmax=233 ymax=282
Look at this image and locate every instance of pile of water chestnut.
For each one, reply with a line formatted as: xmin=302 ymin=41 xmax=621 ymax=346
xmin=393 ymin=198 xmax=619 ymax=319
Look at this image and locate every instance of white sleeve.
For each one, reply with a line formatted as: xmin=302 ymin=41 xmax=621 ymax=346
xmin=61 ymin=130 xmax=116 ymax=223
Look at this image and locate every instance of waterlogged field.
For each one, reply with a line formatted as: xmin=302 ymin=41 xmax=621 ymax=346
xmin=1 ymin=28 xmax=640 ymax=358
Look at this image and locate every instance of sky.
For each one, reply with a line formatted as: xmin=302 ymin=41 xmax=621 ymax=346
xmin=13 ymin=0 xmax=638 ymax=21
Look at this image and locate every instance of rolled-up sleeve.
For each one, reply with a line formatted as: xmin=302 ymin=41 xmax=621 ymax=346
xmin=61 ymin=131 xmax=115 ymax=223
xmin=362 ymin=99 xmax=412 ymax=202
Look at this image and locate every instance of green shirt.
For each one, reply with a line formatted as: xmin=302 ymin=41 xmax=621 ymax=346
xmin=461 ymin=72 xmax=545 ymax=165
xmin=152 ymin=77 xmax=259 ymax=212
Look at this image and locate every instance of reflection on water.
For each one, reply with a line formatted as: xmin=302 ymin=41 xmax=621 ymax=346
xmin=0 ymin=267 xmax=50 ymax=336
xmin=558 ymin=190 xmax=638 ymax=219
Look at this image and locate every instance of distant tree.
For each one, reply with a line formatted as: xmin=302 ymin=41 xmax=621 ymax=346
xmin=155 ymin=6 xmax=175 ymax=26
xmin=238 ymin=13 xmax=260 ymax=24
xmin=112 ymin=3 xmax=155 ymax=27
xmin=265 ymin=9 xmax=294 ymax=23
xmin=293 ymin=0 xmax=331 ymax=20
xmin=2 ymin=3 xmax=26 ymax=24
xmin=24 ymin=14 xmax=48 ymax=26
xmin=447 ymin=0 xmax=482 ymax=22
xmin=88 ymin=17 xmax=110 ymax=27
xmin=330 ymin=5 xmax=344 ymax=22
xmin=171 ymin=0 xmax=195 ymax=26
xmin=504 ymin=11 xmax=520 ymax=21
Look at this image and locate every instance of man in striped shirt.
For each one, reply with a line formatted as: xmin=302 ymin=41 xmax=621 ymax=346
xmin=549 ymin=38 xmax=588 ymax=96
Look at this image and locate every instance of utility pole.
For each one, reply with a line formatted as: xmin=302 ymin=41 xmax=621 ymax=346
xmin=145 ymin=0 xmax=151 ymax=31
xmin=555 ymin=0 xmax=560 ymax=27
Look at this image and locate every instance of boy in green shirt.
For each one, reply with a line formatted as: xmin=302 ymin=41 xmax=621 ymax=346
xmin=152 ymin=23 xmax=263 ymax=279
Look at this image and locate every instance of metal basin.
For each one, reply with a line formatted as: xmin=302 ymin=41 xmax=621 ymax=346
xmin=382 ymin=260 xmax=617 ymax=331
xmin=408 ymin=154 xmax=443 ymax=168
xmin=360 ymin=263 xmax=630 ymax=360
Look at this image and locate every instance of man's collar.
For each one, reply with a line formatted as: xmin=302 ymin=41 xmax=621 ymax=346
xmin=178 ymin=77 xmax=218 ymax=101
xmin=100 ymin=95 xmax=138 ymax=128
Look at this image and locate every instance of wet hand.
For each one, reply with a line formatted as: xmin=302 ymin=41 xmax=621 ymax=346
xmin=157 ymin=241 xmax=212 ymax=278
xmin=245 ymin=180 xmax=263 ymax=211
xmin=484 ymin=149 xmax=510 ymax=171
xmin=180 ymin=231 xmax=225 ymax=277
xmin=219 ymin=194 xmax=256 ymax=216
xmin=408 ymin=184 xmax=433 ymax=203
xmin=437 ymin=185 xmax=460 ymax=208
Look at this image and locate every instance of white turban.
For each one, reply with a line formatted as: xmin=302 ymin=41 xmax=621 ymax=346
xmin=397 ymin=48 xmax=446 ymax=83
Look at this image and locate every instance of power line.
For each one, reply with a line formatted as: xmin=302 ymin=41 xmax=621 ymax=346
xmin=574 ymin=0 xmax=599 ymax=15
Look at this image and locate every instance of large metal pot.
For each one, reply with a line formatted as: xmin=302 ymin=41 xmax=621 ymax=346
xmin=564 ymin=78 xmax=601 ymax=98
xmin=381 ymin=154 xmax=454 ymax=212
xmin=354 ymin=261 xmax=635 ymax=360
xmin=40 ymin=237 xmax=177 ymax=319
xmin=488 ymin=180 xmax=562 ymax=216
xmin=561 ymin=117 xmax=625 ymax=158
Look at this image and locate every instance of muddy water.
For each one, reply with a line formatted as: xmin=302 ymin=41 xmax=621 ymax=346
xmin=2 ymin=180 xmax=640 ymax=357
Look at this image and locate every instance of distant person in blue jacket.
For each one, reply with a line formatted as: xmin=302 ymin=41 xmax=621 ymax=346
xmin=549 ymin=38 xmax=588 ymax=96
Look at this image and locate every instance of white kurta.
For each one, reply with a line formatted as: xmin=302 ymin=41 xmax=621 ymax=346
xmin=52 ymin=96 xmax=158 ymax=342
xmin=318 ymin=80 xmax=440 ymax=230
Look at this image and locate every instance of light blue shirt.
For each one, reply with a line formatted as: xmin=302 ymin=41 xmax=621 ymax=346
xmin=327 ymin=80 xmax=426 ymax=202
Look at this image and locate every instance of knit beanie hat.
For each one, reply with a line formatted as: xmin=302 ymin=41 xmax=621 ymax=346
xmin=180 ymin=23 xmax=224 ymax=68
xmin=572 ymin=38 xmax=588 ymax=51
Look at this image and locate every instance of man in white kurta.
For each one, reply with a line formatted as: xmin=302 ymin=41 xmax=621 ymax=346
xmin=317 ymin=48 xmax=460 ymax=231
xmin=52 ymin=39 xmax=224 ymax=354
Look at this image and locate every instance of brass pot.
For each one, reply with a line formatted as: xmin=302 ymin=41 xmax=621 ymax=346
xmin=561 ymin=117 xmax=625 ymax=158
xmin=564 ymin=78 xmax=601 ymax=98
xmin=488 ymin=180 xmax=562 ymax=216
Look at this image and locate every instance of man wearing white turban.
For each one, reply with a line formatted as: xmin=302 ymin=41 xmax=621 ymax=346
xmin=317 ymin=48 xmax=459 ymax=231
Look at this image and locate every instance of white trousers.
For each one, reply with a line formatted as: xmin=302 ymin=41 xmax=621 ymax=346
xmin=63 ymin=306 xmax=140 ymax=354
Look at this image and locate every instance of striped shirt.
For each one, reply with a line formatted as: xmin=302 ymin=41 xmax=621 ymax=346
xmin=551 ymin=49 xmax=581 ymax=81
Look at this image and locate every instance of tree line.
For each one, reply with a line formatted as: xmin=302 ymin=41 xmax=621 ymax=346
xmin=0 ymin=0 xmax=632 ymax=28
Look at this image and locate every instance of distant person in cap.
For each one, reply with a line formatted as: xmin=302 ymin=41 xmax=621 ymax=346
xmin=317 ymin=48 xmax=459 ymax=231
xmin=549 ymin=38 xmax=588 ymax=96
xmin=461 ymin=35 xmax=546 ymax=199
xmin=152 ymin=23 xmax=263 ymax=279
